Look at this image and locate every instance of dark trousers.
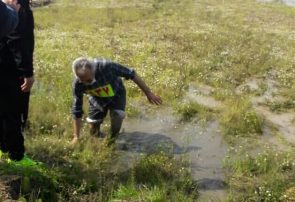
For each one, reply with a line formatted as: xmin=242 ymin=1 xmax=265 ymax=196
xmin=0 ymin=77 xmax=25 ymax=160
xmin=19 ymin=78 xmax=30 ymax=131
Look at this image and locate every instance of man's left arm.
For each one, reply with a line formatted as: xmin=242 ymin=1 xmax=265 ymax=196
xmin=132 ymin=73 xmax=162 ymax=105
xmin=19 ymin=7 xmax=35 ymax=92
xmin=110 ymin=61 xmax=162 ymax=105
xmin=6 ymin=6 xmax=35 ymax=92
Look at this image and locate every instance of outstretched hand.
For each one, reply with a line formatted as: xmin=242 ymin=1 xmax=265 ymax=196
xmin=146 ymin=92 xmax=162 ymax=105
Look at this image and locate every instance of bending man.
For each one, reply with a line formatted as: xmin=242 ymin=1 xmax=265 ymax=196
xmin=71 ymin=57 xmax=162 ymax=144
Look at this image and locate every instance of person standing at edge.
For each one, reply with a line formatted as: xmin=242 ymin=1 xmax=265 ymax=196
xmin=17 ymin=0 xmax=35 ymax=131
xmin=0 ymin=0 xmax=35 ymax=164
xmin=71 ymin=57 xmax=162 ymax=144
xmin=0 ymin=0 xmax=21 ymax=38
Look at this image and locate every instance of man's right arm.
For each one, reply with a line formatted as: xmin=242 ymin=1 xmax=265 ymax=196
xmin=72 ymin=82 xmax=84 ymax=143
xmin=72 ymin=118 xmax=82 ymax=142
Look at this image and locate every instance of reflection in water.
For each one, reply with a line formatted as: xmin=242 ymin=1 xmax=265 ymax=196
xmin=117 ymin=132 xmax=200 ymax=154
xmin=117 ymin=110 xmax=228 ymax=201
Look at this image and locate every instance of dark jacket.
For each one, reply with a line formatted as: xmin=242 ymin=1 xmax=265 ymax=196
xmin=0 ymin=0 xmax=34 ymax=78
xmin=0 ymin=1 xmax=19 ymax=39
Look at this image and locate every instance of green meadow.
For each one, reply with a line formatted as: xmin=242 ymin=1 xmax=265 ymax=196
xmin=1 ymin=0 xmax=295 ymax=201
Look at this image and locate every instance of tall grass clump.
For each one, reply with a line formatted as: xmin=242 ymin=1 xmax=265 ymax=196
xmin=219 ymin=97 xmax=263 ymax=139
xmin=111 ymin=152 xmax=198 ymax=201
xmin=174 ymin=101 xmax=214 ymax=122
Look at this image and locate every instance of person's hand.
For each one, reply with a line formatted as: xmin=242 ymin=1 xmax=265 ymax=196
xmin=146 ymin=92 xmax=162 ymax=105
xmin=2 ymin=0 xmax=21 ymax=12
xmin=21 ymin=76 xmax=34 ymax=92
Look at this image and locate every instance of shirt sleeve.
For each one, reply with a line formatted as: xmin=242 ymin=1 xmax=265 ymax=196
xmin=5 ymin=7 xmax=34 ymax=77
xmin=72 ymin=80 xmax=84 ymax=119
xmin=109 ymin=61 xmax=136 ymax=80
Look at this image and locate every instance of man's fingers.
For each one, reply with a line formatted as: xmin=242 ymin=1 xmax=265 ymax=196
xmin=21 ymin=80 xmax=27 ymax=88
xmin=149 ymin=96 xmax=162 ymax=105
xmin=21 ymin=81 xmax=32 ymax=92
xmin=21 ymin=77 xmax=34 ymax=92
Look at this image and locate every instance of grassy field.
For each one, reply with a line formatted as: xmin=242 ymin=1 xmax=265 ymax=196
xmin=1 ymin=0 xmax=295 ymax=201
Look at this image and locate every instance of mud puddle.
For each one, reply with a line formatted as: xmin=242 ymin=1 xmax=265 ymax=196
xmin=113 ymin=108 xmax=228 ymax=201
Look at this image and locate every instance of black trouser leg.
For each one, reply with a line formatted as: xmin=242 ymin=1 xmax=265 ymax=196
xmin=20 ymin=92 xmax=30 ymax=132
xmin=4 ymin=112 xmax=24 ymax=160
xmin=0 ymin=116 xmax=8 ymax=153
xmin=0 ymin=78 xmax=25 ymax=160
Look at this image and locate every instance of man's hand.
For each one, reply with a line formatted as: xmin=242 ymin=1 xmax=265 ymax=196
xmin=146 ymin=91 xmax=162 ymax=105
xmin=21 ymin=76 xmax=34 ymax=92
xmin=132 ymin=74 xmax=163 ymax=105
xmin=2 ymin=0 xmax=21 ymax=12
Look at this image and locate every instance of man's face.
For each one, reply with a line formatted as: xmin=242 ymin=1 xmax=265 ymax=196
xmin=76 ymin=68 xmax=95 ymax=85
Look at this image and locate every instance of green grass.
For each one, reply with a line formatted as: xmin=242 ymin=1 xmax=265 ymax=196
xmin=110 ymin=153 xmax=197 ymax=201
xmin=220 ymin=97 xmax=263 ymax=140
xmin=173 ymin=101 xmax=214 ymax=122
xmin=225 ymin=147 xmax=295 ymax=201
xmin=1 ymin=0 xmax=293 ymax=201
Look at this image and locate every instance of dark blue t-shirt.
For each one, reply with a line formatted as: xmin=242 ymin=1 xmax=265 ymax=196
xmin=72 ymin=58 xmax=135 ymax=119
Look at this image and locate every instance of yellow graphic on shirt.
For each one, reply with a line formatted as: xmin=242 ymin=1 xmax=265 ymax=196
xmin=86 ymin=84 xmax=115 ymax=97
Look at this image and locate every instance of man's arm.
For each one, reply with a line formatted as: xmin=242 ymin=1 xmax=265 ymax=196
xmin=18 ymin=5 xmax=35 ymax=92
xmin=132 ymin=73 xmax=162 ymax=105
xmin=106 ymin=60 xmax=162 ymax=104
xmin=71 ymin=82 xmax=84 ymax=143
xmin=72 ymin=118 xmax=82 ymax=143
xmin=4 ymin=4 xmax=35 ymax=92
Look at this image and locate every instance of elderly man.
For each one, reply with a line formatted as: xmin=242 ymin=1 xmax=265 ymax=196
xmin=71 ymin=57 xmax=162 ymax=144
xmin=0 ymin=0 xmax=20 ymax=38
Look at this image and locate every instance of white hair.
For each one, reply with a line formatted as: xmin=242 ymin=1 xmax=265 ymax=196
xmin=72 ymin=57 xmax=95 ymax=77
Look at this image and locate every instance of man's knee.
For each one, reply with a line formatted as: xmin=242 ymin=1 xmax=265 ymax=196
xmin=110 ymin=110 xmax=125 ymax=138
xmin=110 ymin=110 xmax=125 ymax=120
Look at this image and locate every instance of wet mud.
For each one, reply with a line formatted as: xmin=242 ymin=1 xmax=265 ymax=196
xmin=114 ymin=108 xmax=228 ymax=201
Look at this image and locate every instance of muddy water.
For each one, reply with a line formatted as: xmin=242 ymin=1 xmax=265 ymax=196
xmin=278 ymin=0 xmax=295 ymax=6
xmin=114 ymin=108 xmax=228 ymax=201
xmin=258 ymin=0 xmax=295 ymax=6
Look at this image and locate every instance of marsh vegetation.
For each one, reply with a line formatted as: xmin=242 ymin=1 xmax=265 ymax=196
xmin=1 ymin=0 xmax=295 ymax=201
